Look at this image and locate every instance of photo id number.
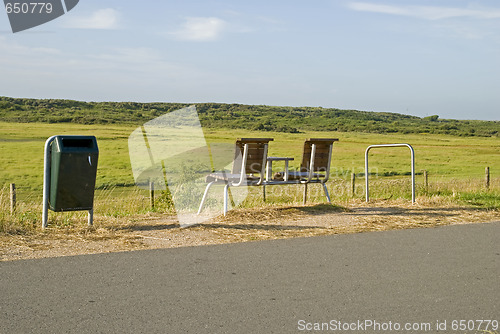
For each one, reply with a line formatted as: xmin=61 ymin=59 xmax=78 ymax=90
xmin=5 ymin=2 xmax=53 ymax=14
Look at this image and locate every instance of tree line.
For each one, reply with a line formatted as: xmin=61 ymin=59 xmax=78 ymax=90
xmin=0 ymin=96 xmax=498 ymax=137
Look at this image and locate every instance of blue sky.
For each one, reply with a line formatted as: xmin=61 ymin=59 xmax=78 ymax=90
xmin=1 ymin=0 xmax=499 ymax=120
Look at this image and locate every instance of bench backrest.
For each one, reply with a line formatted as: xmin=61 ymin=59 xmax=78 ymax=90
xmin=232 ymin=138 xmax=273 ymax=175
xmin=299 ymin=138 xmax=338 ymax=173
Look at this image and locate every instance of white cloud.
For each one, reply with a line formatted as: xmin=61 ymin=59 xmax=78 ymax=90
xmin=65 ymin=8 xmax=120 ymax=29
xmin=92 ymin=47 xmax=163 ymax=64
xmin=0 ymin=36 xmax=61 ymax=59
xmin=170 ymin=17 xmax=227 ymax=41
xmin=348 ymin=2 xmax=500 ymax=20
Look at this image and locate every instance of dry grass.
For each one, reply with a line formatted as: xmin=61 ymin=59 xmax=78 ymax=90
xmin=1 ymin=198 xmax=498 ymax=262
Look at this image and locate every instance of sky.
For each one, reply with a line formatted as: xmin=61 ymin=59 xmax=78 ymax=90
xmin=1 ymin=0 xmax=499 ymax=121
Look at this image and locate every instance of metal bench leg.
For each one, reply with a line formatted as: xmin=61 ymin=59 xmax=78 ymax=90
xmin=322 ymin=183 xmax=331 ymax=203
xmin=223 ymin=184 xmax=230 ymax=216
xmin=263 ymin=185 xmax=266 ymax=202
xmin=228 ymin=186 xmax=236 ymax=207
xmin=197 ymin=181 xmax=215 ymax=215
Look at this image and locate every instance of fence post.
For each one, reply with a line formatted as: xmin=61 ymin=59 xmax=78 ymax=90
xmin=303 ymin=183 xmax=308 ymax=205
xmin=423 ymin=170 xmax=428 ymax=191
xmin=10 ymin=183 xmax=16 ymax=214
xmin=149 ymin=181 xmax=155 ymax=209
xmin=351 ymin=173 xmax=356 ymax=197
xmin=485 ymin=167 xmax=490 ymax=190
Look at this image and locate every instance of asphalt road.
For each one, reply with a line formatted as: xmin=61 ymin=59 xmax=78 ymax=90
xmin=1 ymin=222 xmax=499 ymax=334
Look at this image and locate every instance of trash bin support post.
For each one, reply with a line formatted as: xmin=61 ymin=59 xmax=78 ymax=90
xmin=42 ymin=136 xmax=57 ymax=228
xmin=365 ymin=143 xmax=415 ymax=203
xmin=88 ymin=208 xmax=93 ymax=226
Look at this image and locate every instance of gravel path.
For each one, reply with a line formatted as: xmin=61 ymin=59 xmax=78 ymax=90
xmin=1 ymin=201 xmax=499 ymax=261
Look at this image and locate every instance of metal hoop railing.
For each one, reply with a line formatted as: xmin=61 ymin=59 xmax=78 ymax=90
xmin=365 ymin=143 xmax=415 ymax=203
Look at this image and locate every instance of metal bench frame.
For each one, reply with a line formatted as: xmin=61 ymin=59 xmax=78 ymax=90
xmin=198 ymin=138 xmax=338 ymax=215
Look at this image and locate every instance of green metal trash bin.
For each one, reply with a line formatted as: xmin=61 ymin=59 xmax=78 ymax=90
xmin=49 ymin=136 xmax=99 ymax=212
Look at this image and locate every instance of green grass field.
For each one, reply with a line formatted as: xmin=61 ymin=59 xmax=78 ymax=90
xmin=1 ymin=121 xmax=499 ymax=233
xmin=1 ymin=122 xmax=498 ymax=189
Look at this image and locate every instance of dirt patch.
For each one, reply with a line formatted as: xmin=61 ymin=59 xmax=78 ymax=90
xmin=1 ymin=199 xmax=499 ymax=261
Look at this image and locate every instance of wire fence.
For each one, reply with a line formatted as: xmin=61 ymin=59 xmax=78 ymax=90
xmin=2 ymin=169 xmax=497 ymax=224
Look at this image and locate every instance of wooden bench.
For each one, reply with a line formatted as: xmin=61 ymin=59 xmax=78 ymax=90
xmin=198 ymin=138 xmax=338 ymax=215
